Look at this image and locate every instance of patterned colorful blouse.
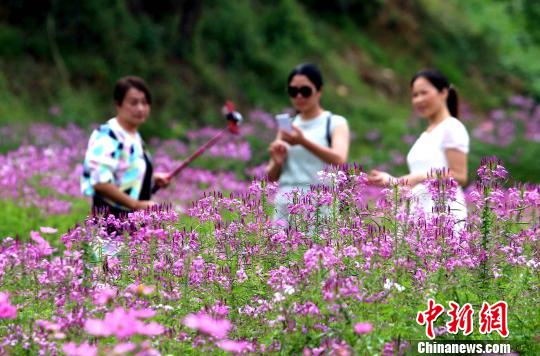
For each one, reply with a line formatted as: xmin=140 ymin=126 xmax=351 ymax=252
xmin=81 ymin=118 xmax=150 ymax=209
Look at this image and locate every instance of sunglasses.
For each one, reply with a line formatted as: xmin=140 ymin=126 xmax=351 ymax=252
xmin=287 ymin=86 xmax=314 ymax=98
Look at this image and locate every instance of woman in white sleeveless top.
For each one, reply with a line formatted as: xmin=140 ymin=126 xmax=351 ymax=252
xmin=266 ymin=63 xmax=350 ymax=221
xmin=369 ymin=69 xmax=470 ymax=222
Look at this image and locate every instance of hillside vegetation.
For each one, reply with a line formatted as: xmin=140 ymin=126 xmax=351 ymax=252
xmin=1 ymin=0 xmax=539 ymax=181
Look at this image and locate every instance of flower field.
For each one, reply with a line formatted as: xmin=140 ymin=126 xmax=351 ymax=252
xmin=0 ymin=109 xmax=539 ymax=355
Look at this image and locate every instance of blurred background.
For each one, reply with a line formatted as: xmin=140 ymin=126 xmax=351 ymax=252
xmin=1 ymin=0 xmax=539 ymax=183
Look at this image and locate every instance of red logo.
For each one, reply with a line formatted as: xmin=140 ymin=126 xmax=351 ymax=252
xmin=416 ymin=298 xmax=445 ymax=339
xmin=417 ymin=300 xmax=509 ymax=338
xmin=446 ymin=301 xmax=474 ymax=335
xmin=479 ymin=301 xmax=509 ymax=337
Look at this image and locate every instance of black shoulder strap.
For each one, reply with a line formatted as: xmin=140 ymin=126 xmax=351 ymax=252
xmin=326 ymin=112 xmax=332 ymax=147
xmin=141 ymin=140 xmax=151 ymax=160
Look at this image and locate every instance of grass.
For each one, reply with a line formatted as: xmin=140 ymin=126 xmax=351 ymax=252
xmin=0 ymin=198 xmax=89 ymax=243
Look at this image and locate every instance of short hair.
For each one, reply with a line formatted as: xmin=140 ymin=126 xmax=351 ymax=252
xmin=113 ymin=76 xmax=152 ymax=105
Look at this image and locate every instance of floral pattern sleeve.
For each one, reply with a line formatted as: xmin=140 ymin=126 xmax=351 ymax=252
xmin=81 ymin=128 xmax=121 ymax=196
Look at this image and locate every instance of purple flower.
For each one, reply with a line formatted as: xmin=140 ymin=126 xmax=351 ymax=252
xmin=477 ymin=157 xmax=508 ymax=185
xmin=48 ymin=105 xmax=62 ymax=117
xmin=401 ymin=134 xmax=416 ymax=145
xmin=365 ymin=129 xmax=381 ymax=142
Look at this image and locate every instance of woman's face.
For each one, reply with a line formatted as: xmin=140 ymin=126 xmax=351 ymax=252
xmin=288 ymin=74 xmax=321 ymax=113
xmin=411 ymin=77 xmax=447 ymax=119
xmin=116 ymin=87 xmax=150 ymax=129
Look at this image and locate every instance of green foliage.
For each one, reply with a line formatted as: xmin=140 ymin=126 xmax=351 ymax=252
xmin=0 ymin=199 xmax=89 ymax=244
xmin=421 ymin=0 xmax=540 ymax=95
xmin=0 ymin=71 xmax=40 ymax=125
xmin=471 ymin=141 xmax=540 ymax=184
xmin=0 ymin=24 xmax=24 ymax=57
xmin=1 ymin=0 xmax=540 ymax=181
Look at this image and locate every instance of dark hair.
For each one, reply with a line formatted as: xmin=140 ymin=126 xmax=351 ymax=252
xmin=113 ymin=76 xmax=152 ymax=106
xmin=287 ymin=63 xmax=324 ymax=91
xmin=410 ymin=69 xmax=459 ymax=118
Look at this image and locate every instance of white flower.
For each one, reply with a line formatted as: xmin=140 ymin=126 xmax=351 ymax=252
xmin=273 ymin=292 xmax=285 ymax=303
xmin=283 ymin=285 xmax=295 ymax=295
xmin=384 ymin=278 xmax=405 ymax=292
xmin=526 ymin=259 xmax=538 ymax=268
xmin=317 ymin=171 xmax=336 ymax=184
xmin=394 ymin=282 xmax=406 ymax=292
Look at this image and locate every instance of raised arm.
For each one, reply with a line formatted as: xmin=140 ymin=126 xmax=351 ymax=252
xmin=265 ymin=131 xmax=289 ymax=182
xmin=281 ymin=123 xmax=349 ymax=165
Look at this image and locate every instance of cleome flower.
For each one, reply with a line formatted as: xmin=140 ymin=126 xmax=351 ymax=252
xmin=0 ymin=292 xmax=17 ymax=319
xmin=62 ymin=342 xmax=98 ymax=356
xmin=183 ymin=312 xmax=232 ymax=339
xmin=354 ymin=322 xmax=373 ymax=335
xmin=216 ymin=339 xmax=251 ymax=353
xmin=84 ymin=307 xmax=164 ymax=339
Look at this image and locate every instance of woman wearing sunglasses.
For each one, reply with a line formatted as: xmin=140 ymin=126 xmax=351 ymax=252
xmin=368 ymin=69 xmax=469 ymax=223
xmin=266 ymin=63 xmax=350 ymax=220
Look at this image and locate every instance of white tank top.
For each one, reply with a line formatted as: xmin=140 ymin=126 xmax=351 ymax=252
xmin=278 ymin=110 xmax=348 ymax=189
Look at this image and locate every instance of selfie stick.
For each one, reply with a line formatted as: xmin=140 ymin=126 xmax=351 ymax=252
xmin=152 ymin=101 xmax=243 ymax=194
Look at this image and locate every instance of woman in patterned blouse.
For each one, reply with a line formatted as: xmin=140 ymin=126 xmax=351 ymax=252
xmin=81 ymin=76 xmax=170 ymax=216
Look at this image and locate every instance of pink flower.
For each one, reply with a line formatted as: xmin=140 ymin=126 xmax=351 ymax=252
xmin=354 ymin=322 xmax=373 ymax=334
xmin=36 ymin=319 xmax=61 ymax=332
xmin=127 ymin=283 xmax=154 ymax=296
xmin=93 ymin=286 xmax=117 ymax=305
xmin=217 ymin=339 xmax=250 ymax=353
xmin=30 ymin=231 xmax=55 ymax=256
xmin=84 ymin=307 xmax=162 ymax=339
xmin=138 ymin=340 xmax=161 ymax=355
xmin=183 ymin=312 xmax=232 ymax=339
xmin=40 ymin=226 xmax=58 ymax=234
xmin=112 ymin=342 xmax=137 ymax=354
xmin=0 ymin=292 xmax=17 ymax=319
xmin=235 ymin=268 xmax=248 ymax=283
xmin=130 ymin=308 xmax=156 ymax=319
xmin=106 ymin=257 xmax=121 ymax=268
xmin=62 ymin=342 xmax=98 ymax=356
xmin=209 ymin=301 xmax=230 ymax=318
xmin=342 ymin=246 xmax=359 ymax=258
xmin=84 ymin=319 xmax=111 ymax=337
xmin=138 ymin=322 xmax=165 ymax=336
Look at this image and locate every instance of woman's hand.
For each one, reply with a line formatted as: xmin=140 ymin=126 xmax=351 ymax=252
xmin=153 ymin=172 xmax=171 ymax=188
xmin=269 ymin=140 xmax=289 ymax=167
xmin=265 ymin=139 xmax=288 ymax=182
xmin=367 ymin=170 xmax=395 ymax=186
xmin=134 ymin=200 xmax=158 ymax=210
xmin=280 ymin=126 xmax=305 ymax=146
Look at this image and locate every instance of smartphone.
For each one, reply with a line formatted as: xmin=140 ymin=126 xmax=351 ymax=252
xmin=275 ymin=113 xmax=292 ymax=132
